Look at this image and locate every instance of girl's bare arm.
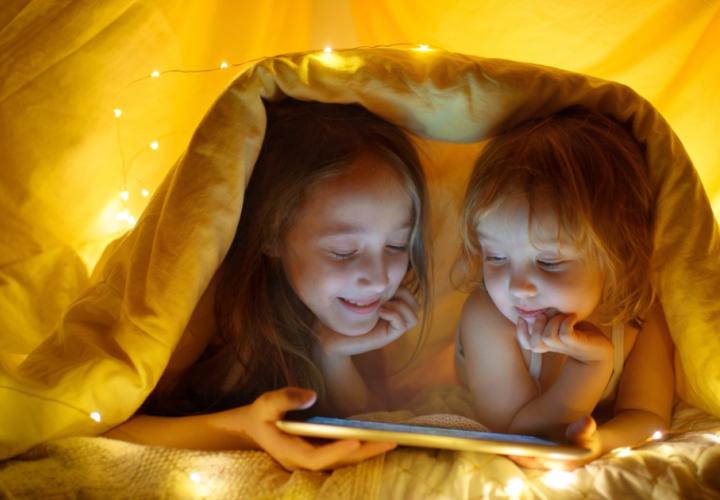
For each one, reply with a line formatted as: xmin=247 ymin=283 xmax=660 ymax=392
xmin=104 ymin=387 xmax=395 ymax=471
xmin=508 ymin=313 xmax=614 ymax=437
xmin=597 ymin=300 xmax=674 ymax=452
xmin=514 ymin=301 xmax=676 ymax=470
xmin=318 ymin=287 xmax=419 ymax=415
xmin=462 ymin=290 xmax=613 ymax=436
xmin=460 ymin=290 xmax=539 ymax=431
xmin=103 ymin=408 xmax=256 ymax=450
xmin=317 ymin=348 xmax=375 ymax=415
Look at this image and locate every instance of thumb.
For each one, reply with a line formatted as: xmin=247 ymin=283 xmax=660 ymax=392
xmin=566 ymin=415 xmax=596 ymax=447
xmin=262 ymin=387 xmax=317 ymax=417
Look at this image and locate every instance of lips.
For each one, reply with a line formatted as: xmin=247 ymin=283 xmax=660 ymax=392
xmin=514 ymin=307 xmax=549 ymax=320
xmin=339 ymin=296 xmax=382 ymax=315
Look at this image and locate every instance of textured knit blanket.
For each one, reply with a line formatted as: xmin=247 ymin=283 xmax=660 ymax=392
xmin=2 ymin=387 xmax=719 ymax=499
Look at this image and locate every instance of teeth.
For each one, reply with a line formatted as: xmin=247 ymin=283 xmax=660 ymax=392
xmin=344 ymin=298 xmax=376 ymax=307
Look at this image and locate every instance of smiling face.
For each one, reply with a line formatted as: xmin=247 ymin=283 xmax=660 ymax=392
xmin=281 ymin=153 xmax=413 ymax=336
xmin=476 ymin=193 xmax=604 ymax=325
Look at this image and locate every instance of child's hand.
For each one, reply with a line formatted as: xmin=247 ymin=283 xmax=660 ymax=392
xmin=508 ymin=416 xmax=603 ymax=470
xmin=516 ymin=313 xmax=612 ymax=363
xmin=565 ymin=415 xmax=602 ymax=462
xmin=318 ymin=287 xmax=419 ymax=357
xmin=237 ymin=387 xmax=396 ymax=471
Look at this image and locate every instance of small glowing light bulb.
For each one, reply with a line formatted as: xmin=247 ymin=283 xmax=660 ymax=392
xmin=613 ymin=447 xmax=632 ymax=457
xmin=141 ymin=188 xmax=150 ymax=197
xmin=651 ymin=430 xmax=663 ymax=440
xmin=220 ymin=61 xmax=229 ymax=69
xmin=113 ymin=108 xmax=123 ymax=118
xmin=417 ymin=44 xmax=430 ymax=51
xmin=151 ymin=70 xmax=160 ymax=78
xmin=189 ymin=472 xmax=201 ymax=483
xmin=120 ymin=190 xmax=129 ymax=201
xmin=127 ymin=215 xmax=137 ymax=227
xmin=149 ymin=140 xmax=159 ymax=150
xmin=90 ymin=411 xmax=102 ymax=422
xmin=505 ymin=477 xmax=524 ymax=496
xmin=541 ymin=470 xmax=575 ymax=489
xmin=115 ymin=210 xmax=129 ymax=221
xmin=323 ymin=46 xmax=333 ymax=54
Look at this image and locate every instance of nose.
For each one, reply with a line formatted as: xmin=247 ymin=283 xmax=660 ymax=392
xmin=509 ymin=266 xmax=537 ymax=299
xmin=357 ymin=252 xmax=390 ymax=292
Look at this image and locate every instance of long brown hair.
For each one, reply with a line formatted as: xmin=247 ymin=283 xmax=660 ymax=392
xmin=461 ymin=107 xmax=654 ymax=325
xmin=204 ymin=99 xmax=430 ymax=410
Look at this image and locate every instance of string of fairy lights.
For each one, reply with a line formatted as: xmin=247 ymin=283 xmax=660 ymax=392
xmin=92 ymin=42 xmax=720 ymax=495
xmin=110 ymin=52 xmax=266 ymax=230
xmin=108 ymin=43 xmax=433 ymax=231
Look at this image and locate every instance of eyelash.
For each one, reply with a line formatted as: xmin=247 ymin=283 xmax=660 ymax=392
xmin=386 ymin=244 xmax=408 ymax=253
xmin=331 ymin=245 xmax=408 ymax=260
xmin=538 ymin=260 xmax=570 ymax=271
xmin=331 ymin=251 xmax=357 ymax=260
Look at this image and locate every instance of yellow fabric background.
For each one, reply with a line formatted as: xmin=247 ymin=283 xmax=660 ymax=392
xmin=1 ymin=1 xmax=717 ymax=268
xmin=1 ymin=1 xmax=718 ymax=458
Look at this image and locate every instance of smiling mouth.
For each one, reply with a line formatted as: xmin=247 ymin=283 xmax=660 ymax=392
xmin=339 ymin=297 xmax=381 ymax=314
xmin=514 ymin=307 xmax=548 ymax=319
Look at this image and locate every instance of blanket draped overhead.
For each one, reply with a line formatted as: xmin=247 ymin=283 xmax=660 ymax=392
xmin=1 ymin=47 xmax=719 ymax=459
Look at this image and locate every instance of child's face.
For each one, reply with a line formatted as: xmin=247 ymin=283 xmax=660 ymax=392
xmin=476 ymin=193 xmax=604 ymax=325
xmin=281 ymin=153 xmax=414 ymax=337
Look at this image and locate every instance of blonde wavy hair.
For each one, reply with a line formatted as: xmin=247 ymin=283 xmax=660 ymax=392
xmin=460 ymin=107 xmax=655 ymax=326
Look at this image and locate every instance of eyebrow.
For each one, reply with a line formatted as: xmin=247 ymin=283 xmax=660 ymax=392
xmin=320 ymin=222 xmax=412 ymax=237
xmin=475 ymin=230 xmax=497 ymax=242
xmin=476 ymin=229 xmax=571 ymax=249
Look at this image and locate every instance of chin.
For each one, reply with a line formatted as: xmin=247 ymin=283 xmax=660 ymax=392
xmin=333 ymin=318 xmax=378 ymax=337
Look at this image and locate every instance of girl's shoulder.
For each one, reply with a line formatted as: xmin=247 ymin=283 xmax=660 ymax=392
xmin=459 ymin=287 xmax=514 ymax=343
xmin=461 ymin=287 xmax=502 ymax=319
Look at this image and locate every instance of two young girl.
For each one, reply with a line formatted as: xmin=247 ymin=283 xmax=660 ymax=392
xmin=106 ymin=99 xmax=673 ymax=471
xmin=457 ymin=108 xmax=674 ymax=467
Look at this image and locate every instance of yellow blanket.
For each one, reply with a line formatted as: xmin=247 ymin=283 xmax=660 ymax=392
xmin=1 ymin=47 xmax=719 ymax=459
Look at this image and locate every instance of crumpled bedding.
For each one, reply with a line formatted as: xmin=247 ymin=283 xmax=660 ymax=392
xmin=1 ymin=387 xmax=718 ymax=499
xmin=1 ymin=47 xmax=719 ymax=465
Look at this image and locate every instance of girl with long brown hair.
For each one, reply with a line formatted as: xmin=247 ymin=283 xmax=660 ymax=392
xmin=104 ymin=98 xmax=431 ymax=471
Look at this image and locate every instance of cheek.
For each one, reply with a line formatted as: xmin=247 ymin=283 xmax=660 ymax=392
xmin=481 ymin=267 xmax=510 ymax=308
xmin=312 ymin=263 xmax=353 ymax=295
xmin=580 ymin=274 xmax=604 ymax=307
xmin=549 ymin=273 xmax=602 ymax=311
xmin=388 ymin=254 xmax=411 ymax=286
xmin=287 ymin=255 xmax=339 ymax=301
xmin=540 ymin=275 xmax=577 ymax=298
xmin=482 ymin=265 xmax=505 ymax=291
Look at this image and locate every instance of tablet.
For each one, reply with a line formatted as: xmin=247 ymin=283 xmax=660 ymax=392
xmin=277 ymin=416 xmax=591 ymax=460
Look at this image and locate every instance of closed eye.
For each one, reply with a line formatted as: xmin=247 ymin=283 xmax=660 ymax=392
xmin=484 ymin=255 xmax=506 ymax=263
xmin=538 ymin=260 xmax=567 ymax=270
xmin=386 ymin=244 xmax=408 ymax=253
xmin=331 ymin=250 xmax=357 ymax=260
